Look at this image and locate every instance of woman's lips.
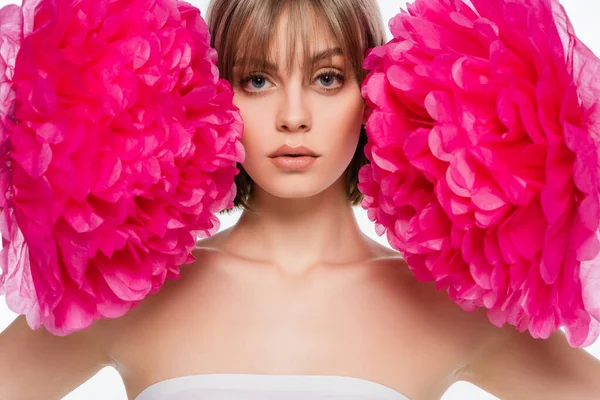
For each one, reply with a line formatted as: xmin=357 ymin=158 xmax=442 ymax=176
xmin=270 ymin=155 xmax=318 ymax=170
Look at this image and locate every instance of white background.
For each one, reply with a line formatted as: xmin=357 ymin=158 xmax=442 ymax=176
xmin=1 ymin=0 xmax=599 ymax=399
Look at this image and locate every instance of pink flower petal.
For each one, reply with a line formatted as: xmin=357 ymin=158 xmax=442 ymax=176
xmin=360 ymin=0 xmax=600 ymax=347
xmin=0 ymin=0 xmax=244 ymax=335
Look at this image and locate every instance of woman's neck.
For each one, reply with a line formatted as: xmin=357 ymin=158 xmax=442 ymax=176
xmin=216 ymin=179 xmax=374 ymax=276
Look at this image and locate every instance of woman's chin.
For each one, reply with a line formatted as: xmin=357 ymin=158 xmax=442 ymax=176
xmin=256 ymin=181 xmax=332 ymax=200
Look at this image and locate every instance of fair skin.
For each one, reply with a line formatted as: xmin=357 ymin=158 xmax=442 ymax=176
xmin=217 ymin=27 xmax=370 ymax=275
xmin=1 ymin=8 xmax=599 ymax=400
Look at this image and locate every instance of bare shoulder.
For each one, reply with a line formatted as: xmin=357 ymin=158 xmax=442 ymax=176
xmin=86 ymin=244 xmax=219 ymax=361
xmin=90 ymin=227 xmax=263 ymax=352
xmin=356 ymin=248 xmax=501 ymax=388
xmin=361 ymin=246 xmax=491 ymax=332
xmin=457 ymin=303 xmax=600 ymax=399
xmin=365 ymin=252 xmax=600 ymax=399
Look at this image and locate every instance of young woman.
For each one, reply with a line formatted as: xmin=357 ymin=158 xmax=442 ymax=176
xmin=1 ymin=0 xmax=599 ymax=399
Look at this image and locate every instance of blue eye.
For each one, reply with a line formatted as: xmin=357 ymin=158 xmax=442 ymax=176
xmin=238 ymin=74 xmax=271 ymax=92
xmin=237 ymin=70 xmax=345 ymax=96
xmin=250 ymin=76 xmax=267 ymax=89
xmin=315 ymin=70 xmax=345 ymax=90
xmin=319 ymin=74 xmax=335 ymax=87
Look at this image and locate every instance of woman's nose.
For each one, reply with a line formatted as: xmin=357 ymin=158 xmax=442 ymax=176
xmin=276 ymin=86 xmax=311 ymax=133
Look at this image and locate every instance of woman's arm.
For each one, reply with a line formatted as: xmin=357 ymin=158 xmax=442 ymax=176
xmin=0 ymin=315 xmax=114 ymax=400
xmin=462 ymin=323 xmax=600 ymax=399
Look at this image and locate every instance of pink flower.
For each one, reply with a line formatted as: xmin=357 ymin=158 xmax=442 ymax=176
xmin=359 ymin=0 xmax=600 ymax=347
xmin=0 ymin=0 xmax=244 ymax=336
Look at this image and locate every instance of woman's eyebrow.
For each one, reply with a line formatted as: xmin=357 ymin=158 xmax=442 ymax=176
xmin=234 ymin=58 xmax=278 ymax=72
xmin=233 ymin=47 xmax=343 ymax=72
xmin=312 ymin=47 xmax=343 ymax=65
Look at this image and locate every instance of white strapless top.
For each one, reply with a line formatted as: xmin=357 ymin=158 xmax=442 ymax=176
xmin=134 ymin=373 xmax=410 ymax=400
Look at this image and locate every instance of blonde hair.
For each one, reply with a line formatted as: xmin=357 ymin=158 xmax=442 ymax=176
xmin=207 ymin=0 xmax=386 ymax=212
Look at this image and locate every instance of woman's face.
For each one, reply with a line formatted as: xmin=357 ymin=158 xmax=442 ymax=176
xmin=231 ymin=15 xmax=365 ymax=201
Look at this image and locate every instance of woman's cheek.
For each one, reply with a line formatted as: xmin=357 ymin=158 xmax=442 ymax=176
xmin=338 ymin=96 xmax=364 ymax=154
xmin=239 ymin=109 xmax=268 ymax=174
